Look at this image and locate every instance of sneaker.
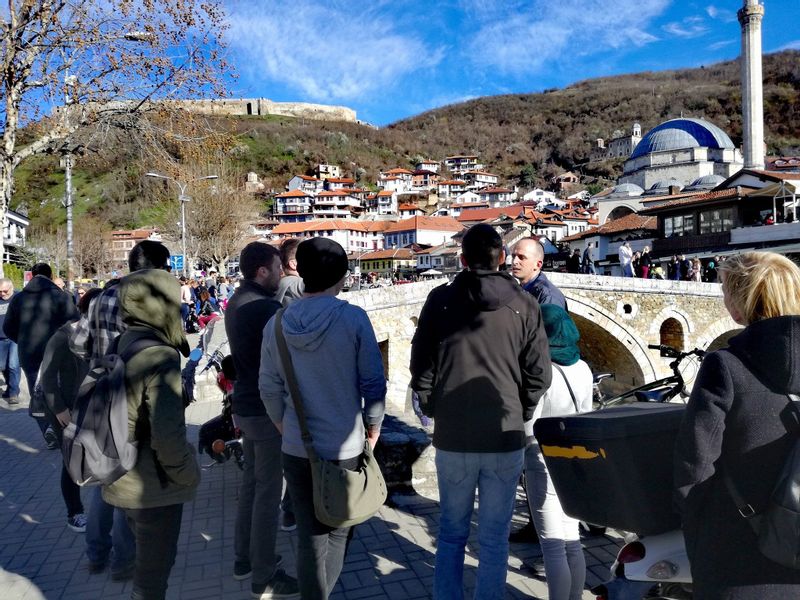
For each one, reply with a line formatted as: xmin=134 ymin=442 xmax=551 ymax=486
xmin=251 ymin=569 xmax=300 ymax=599
xmin=67 ymin=513 xmax=87 ymax=533
xmin=111 ymin=561 xmax=135 ymax=581
xmin=5 ymin=396 xmax=18 ymax=405
xmin=280 ymin=511 xmax=297 ymax=532
xmin=87 ymin=561 xmax=107 ymax=574
xmin=233 ymin=561 xmax=252 ymax=581
xmin=235 ymin=555 xmax=283 ymax=581
xmin=44 ymin=427 xmax=58 ymax=450
xmin=509 ymin=521 xmax=540 ymax=544
xmin=526 ymin=558 xmax=546 ymax=577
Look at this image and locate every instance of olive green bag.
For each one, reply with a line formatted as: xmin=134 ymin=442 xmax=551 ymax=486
xmin=274 ymin=311 xmax=387 ymax=528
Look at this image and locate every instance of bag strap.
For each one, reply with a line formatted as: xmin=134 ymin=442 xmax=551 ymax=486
xmin=724 ymin=393 xmax=800 ymax=519
xmin=273 ymin=310 xmax=315 ymax=452
xmin=553 ymin=363 xmax=580 ymax=413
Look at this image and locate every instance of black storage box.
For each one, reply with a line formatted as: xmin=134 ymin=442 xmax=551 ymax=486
xmin=533 ymin=403 xmax=685 ymax=535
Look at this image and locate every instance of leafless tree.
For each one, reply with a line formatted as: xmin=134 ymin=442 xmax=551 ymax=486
xmin=1 ymin=0 xmax=228 ymax=275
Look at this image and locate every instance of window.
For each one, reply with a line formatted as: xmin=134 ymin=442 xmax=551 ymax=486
xmin=664 ymin=214 xmax=695 ymax=237
xmin=699 ymin=207 xmax=734 ymax=234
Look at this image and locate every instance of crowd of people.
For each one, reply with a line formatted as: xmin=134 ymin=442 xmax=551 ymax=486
xmin=2 ymin=233 xmax=799 ymax=600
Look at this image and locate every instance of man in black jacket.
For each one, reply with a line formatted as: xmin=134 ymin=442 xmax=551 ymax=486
xmin=410 ymin=224 xmax=551 ymax=599
xmin=4 ymin=263 xmax=78 ymax=446
xmin=224 ymin=242 xmax=299 ymax=599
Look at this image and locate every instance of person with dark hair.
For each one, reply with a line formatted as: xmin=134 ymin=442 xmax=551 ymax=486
xmin=566 ymin=248 xmax=581 ymax=274
xmin=511 ymin=237 xmax=567 ymax=309
xmin=3 ymin=262 xmax=78 ymax=446
xmin=70 ymin=239 xmax=171 ymax=580
xmin=410 ymin=223 xmax=552 ymax=599
xmin=40 ymin=287 xmax=103 ymax=533
xmin=260 ymin=237 xmax=386 ymax=599
xmin=127 ymin=240 xmax=170 ymax=273
xmin=275 ymin=237 xmax=304 ymax=307
xmin=225 ymin=241 xmax=299 ymax=599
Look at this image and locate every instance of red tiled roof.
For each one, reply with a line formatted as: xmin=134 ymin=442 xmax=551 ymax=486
xmin=438 ymin=180 xmax=466 ymax=186
xmin=377 ymin=190 xmax=395 ymax=197
xmin=360 ymin=248 xmax=414 ymax=260
xmin=273 ymin=220 xmax=367 ymax=234
xmin=327 ymin=177 xmax=355 ymax=183
xmin=450 ymin=202 xmax=490 ymax=209
xmin=457 ymin=205 xmax=524 ymax=223
xmin=385 ymin=216 xmax=464 ymax=233
xmin=398 ymin=203 xmax=421 ymax=210
xmin=640 ymin=188 xmax=742 ymax=213
xmin=292 ymin=174 xmax=319 ymax=182
xmin=479 ymin=187 xmax=513 ymax=194
xmin=562 ymin=213 xmax=658 ymax=241
xmin=384 ymin=168 xmax=413 ymax=175
xmin=276 ymin=189 xmax=312 ymax=198
xmin=317 ymin=190 xmax=354 ymax=197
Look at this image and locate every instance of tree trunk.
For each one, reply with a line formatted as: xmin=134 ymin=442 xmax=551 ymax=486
xmin=0 ymin=159 xmax=12 ymax=279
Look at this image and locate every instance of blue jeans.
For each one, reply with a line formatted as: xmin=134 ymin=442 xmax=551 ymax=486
xmin=86 ymin=487 xmax=135 ymax=569
xmin=435 ymin=448 xmax=524 ymax=600
xmin=0 ymin=338 xmax=20 ymax=398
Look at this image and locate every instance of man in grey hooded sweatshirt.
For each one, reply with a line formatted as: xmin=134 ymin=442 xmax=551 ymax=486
xmin=259 ymin=237 xmax=386 ymax=600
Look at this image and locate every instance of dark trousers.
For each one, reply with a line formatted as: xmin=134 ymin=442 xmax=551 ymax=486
xmin=23 ymin=366 xmax=48 ymax=436
xmin=47 ymin=413 xmax=84 ymax=517
xmin=282 ymin=453 xmax=356 ymax=600
xmin=125 ymin=504 xmax=183 ymax=600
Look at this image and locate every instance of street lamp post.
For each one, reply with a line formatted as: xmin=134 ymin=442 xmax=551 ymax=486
xmin=145 ymin=173 xmax=218 ymax=276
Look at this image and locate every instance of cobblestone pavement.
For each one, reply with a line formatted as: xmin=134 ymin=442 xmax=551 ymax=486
xmin=0 ymin=374 xmax=623 ymax=599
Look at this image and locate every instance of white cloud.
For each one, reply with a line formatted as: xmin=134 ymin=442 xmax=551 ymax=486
xmin=224 ymin=2 xmax=441 ymax=102
xmin=663 ymin=20 xmax=710 ymax=38
xmin=465 ymin=0 xmax=666 ymax=74
xmin=709 ymin=39 xmax=736 ymax=51
xmin=778 ymin=40 xmax=800 ymax=51
xmin=706 ymin=5 xmax=737 ymax=22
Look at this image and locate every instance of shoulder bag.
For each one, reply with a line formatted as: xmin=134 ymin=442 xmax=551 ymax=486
xmin=724 ymin=393 xmax=800 ymax=570
xmin=274 ymin=310 xmax=387 ymax=528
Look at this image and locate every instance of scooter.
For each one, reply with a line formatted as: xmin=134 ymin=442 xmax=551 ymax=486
xmin=592 ymin=530 xmax=693 ymax=600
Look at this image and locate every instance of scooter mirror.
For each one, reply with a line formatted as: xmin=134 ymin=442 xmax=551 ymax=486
xmin=189 ymin=348 xmax=203 ymax=362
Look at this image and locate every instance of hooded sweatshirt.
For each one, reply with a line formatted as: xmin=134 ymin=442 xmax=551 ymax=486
xmin=410 ymin=269 xmax=552 ymax=453
xmin=3 ymin=275 xmax=78 ymax=374
xmin=103 ymin=269 xmax=198 ymax=510
xmin=259 ymin=295 xmax=386 ymax=461
xmin=674 ymin=316 xmax=800 ymax=593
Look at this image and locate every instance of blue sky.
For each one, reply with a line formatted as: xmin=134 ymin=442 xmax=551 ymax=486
xmin=223 ymin=1 xmax=799 ymax=126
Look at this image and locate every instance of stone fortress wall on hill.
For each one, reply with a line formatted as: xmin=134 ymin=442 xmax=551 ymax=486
xmin=168 ymin=98 xmax=358 ymax=122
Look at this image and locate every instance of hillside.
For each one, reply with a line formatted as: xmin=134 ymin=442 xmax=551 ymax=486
xmin=12 ymin=50 xmax=800 ymax=235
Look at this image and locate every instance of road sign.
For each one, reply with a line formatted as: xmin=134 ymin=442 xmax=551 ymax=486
xmin=170 ymin=255 xmax=184 ymax=271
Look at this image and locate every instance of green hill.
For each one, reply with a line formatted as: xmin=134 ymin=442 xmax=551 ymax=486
xmin=13 ymin=50 xmax=800 ymax=234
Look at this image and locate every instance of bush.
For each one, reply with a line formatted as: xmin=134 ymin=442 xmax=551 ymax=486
xmin=3 ymin=263 xmax=25 ymax=291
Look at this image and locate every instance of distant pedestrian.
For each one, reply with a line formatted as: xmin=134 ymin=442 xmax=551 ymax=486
xmin=679 ymin=254 xmax=692 ymax=281
xmin=639 ymin=246 xmax=652 ymax=279
xmin=618 ymin=242 xmax=633 ymax=277
xmin=566 ymin=249 xmax=581 ymax=274
xmin=411 ymin=224 xmax=551 ymax=600
xmin=0 ymin=278 xmax=20 ymax=405
xmin=581 ymin=243 xmax=596 ymax=275
xmin=704 ymin=260 xmax=718 ymax=283
xmin=689 ymin=258 xmax=702 ymax=282
xmin=3 ymin=263 xmax=78 ymax=447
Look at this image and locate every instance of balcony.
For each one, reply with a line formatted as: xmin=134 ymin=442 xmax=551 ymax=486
xmin=730 ymin=222 xmax=800 ymax=245
xmin=652 ymin=232 xmax=731 ymax=254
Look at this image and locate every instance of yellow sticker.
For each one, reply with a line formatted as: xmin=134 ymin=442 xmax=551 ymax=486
xmin=541 ymin=445 xmax=606 ymax=460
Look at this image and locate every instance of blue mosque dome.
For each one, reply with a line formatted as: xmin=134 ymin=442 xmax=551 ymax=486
xmin=630 ymin=118 xmax=736 ymax=160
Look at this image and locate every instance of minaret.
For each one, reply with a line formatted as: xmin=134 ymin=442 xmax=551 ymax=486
xmin=738 ymin=0 xmax=765 ymax=170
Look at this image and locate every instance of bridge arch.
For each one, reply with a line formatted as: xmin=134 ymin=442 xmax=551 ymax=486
xmin=695 ymin=316 xmax=742 ymax=352
xmin=566 ymin=293 xmax=657 ymax=395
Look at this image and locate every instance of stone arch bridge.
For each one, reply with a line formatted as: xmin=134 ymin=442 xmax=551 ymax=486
xmin=344 ymin=273 xmax=739 ymax=415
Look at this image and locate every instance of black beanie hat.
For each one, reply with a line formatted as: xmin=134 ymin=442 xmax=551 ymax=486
xmin=296 ymin=237 xmax=349 ymax=293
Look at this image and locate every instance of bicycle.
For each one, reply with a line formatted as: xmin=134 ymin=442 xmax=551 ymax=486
xmin=594 ymin=344 xmax=706 ymax=409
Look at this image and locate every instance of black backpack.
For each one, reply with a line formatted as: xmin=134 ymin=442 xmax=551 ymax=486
xmin=725 ymin=394 xmax=800 ymax=569
xmin=62 ymin=337 xmax=165 ymax=486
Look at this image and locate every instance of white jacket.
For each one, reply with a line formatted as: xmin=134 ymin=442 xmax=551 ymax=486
xmin=532 ymin=360 xmax=593 ymax=422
